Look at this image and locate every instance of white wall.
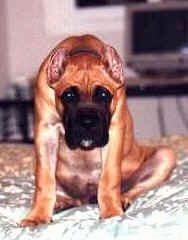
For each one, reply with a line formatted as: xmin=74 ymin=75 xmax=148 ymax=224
xmin=0 ymin=0 xmax=9 ymax=96
xmin=5 ymin=0 xmax=59 ymax=84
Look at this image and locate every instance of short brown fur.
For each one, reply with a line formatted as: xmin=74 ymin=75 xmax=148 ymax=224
xmin=20 ymin=35 xmax=176 ymax=227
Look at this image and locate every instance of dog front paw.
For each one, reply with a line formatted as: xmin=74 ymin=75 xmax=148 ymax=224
xmin=98 ymin=191 xmax=124 ymax=219
xmin=100 ymin=206 xmax=123 ymax=219
xmin=19 ymin=216 xmax=53 ymax=227
xmin=19 ymin=209 xmax=53 ymax=227
xmin=19 ymin=217 xmax=52 ymax=227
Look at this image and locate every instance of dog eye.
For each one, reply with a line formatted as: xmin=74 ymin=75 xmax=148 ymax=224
xmin=61 ymin=87 xmax=80 ymax=103
xmin=92 ymin=86 xmax=112 ymax=103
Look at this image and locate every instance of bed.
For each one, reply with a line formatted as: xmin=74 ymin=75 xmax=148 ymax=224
xmin=0 ymin=135 xmax=188 ymax=240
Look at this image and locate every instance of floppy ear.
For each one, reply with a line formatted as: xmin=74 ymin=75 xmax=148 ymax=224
xmin=47 ymin=48 xmax=67 ymax=86
xmin=103 ymin=45 xmax=125 ymax=84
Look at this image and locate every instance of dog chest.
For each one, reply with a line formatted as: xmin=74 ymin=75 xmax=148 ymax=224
xmin=56 ymin=147 xmax=102 ymax=198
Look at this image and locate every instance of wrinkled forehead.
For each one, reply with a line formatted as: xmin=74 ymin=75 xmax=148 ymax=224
xmin=53 ymin=54 xmax=122 ymax=96
xmin=66 ymin=53 xmax=102 ymax=72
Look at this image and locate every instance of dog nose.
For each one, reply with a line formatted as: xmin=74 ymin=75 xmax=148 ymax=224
xmin=77 ymin=111 xmax=100 ymax=129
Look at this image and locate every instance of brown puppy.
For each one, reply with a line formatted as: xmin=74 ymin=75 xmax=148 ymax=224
xmin=20 ymin=35 xmax=176 ymax=227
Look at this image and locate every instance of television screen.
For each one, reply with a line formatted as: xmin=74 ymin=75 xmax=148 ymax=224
xmin=132 ymin=9 xmax=188 ymax=54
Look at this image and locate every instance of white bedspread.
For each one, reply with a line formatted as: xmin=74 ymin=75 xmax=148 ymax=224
xmin=0 ymin=154 xmax=188 ymax=240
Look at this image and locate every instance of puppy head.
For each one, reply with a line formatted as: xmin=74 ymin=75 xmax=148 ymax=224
xmin=46 ymin=35 xmax=125 ymax=150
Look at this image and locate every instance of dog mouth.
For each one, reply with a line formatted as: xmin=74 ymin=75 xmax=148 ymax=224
xmin=80 ymin=139 xmax=94 ymax=150
xmin=64 ymin=132 xmax=109 ymax=150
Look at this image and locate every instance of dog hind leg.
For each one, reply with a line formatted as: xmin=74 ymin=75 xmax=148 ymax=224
xmin=121 ymin=146 xmax=176 ymax=210
xmin=54 ymin=192 xmax=87 ymax=213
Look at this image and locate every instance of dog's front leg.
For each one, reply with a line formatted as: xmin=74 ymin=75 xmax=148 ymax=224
xmin=20 ymin=122 xmax=60 ymax=227
xmin=98 ymin=129 xmax=124 ymax=218
xmin=98 ymin=87 xmax=126 ymax=219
